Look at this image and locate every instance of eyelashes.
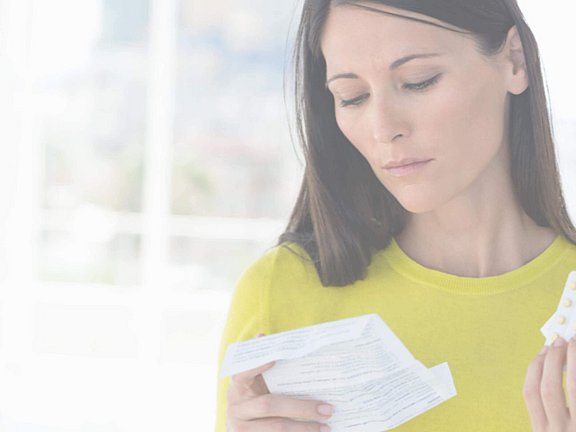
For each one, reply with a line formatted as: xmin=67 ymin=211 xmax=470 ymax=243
xmin=340 ymin=93 xmax=369 ymax=108
xmin=403 ymin=73 xmax=443 ymax=92
xmin=338 ymin=73 xmax=443 ymax=108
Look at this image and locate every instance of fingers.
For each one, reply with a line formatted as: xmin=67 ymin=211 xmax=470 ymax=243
xmin=541 ymin=337 xmax=570 ymax=428
xmin=229 ymin=393 xmax=333 ymax=423
xmin=229 ymin=333 xmax=270 ymax=399
xmin=228 ymin=362 xmax=275 ymax=402
xmin=524 ymin=345 xmax=548 ymax=431
xmin=226 ymin=333 xmax=333 ymax=431
xmin=567 ymin=337 xmax=576 ymax=419
xmin=233 ymin=361 xmax=276 ymax=389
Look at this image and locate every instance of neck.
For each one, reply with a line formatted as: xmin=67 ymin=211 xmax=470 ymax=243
xmin=396 ymin=192 xmax=556 ymax=278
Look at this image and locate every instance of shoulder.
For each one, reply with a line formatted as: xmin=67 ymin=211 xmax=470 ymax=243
xmin=238 ymin=241 xmax=320 ymax=289
xmin=223 ymin=242 xmax=320 ymax=333
xmin=215 ymin=243 xmax=317 ymax=431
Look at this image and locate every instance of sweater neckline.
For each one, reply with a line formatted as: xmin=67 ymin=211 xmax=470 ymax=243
xmin=383 ymin=235 xmax=568 ymax=295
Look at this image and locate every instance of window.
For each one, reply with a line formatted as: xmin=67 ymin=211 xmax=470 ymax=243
xmin=0 ymin=0 xmax=300 ymax=430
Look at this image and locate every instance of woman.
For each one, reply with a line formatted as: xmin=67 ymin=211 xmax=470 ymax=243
xmin=216 ymin=1 xmax=576 ymax=431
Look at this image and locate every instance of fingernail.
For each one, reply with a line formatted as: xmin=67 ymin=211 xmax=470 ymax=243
xmin=539 ymin=345 xmax=549 ymax=355
xmin=318 ymin=404 xmax=333 ymax=416
xmin=553 ymin=336 xmax=566 ymax=347
xmin=320 ymin=426 xmax=331 ymax=432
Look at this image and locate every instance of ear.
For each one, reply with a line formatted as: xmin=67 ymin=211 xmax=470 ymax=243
xmin=504 ymin=25 xmax=529 ymax=95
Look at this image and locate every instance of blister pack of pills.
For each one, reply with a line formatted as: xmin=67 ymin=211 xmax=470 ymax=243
xmin=540 ymin=271 xmax=576 ymax=345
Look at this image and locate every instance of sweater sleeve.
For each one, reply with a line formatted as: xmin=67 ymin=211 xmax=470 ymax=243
xmin=213 ymin=248 xmax=275 ymax=432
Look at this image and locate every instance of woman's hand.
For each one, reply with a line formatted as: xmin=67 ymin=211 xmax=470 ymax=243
xmin=523 ymin=336 xmax=576 ymax=431
xmin=226 ymin=354 xmax=333 ymax=432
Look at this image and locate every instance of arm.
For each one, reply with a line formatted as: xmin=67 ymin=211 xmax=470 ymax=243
xmin=214 ymin=248 xmax=332 ymax=432
xmin=214 ymin=251 xmax=271 ymax=432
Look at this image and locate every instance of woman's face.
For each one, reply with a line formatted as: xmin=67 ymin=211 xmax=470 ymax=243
xmin=321 ymin=4 xmax=527 ymax=214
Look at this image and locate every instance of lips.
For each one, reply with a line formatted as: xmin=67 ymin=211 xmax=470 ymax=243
xmin=382 ymin=158 xmax=434 ymax=177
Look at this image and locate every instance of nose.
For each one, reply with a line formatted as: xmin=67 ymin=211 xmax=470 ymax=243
xmin=370 ymin=96 xmax=410 ymax=144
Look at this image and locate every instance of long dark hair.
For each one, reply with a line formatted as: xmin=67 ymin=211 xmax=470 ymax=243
xmin=279 ymin=0 xmax=576 ymax=287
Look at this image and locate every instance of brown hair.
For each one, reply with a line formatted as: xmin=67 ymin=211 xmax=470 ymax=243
xmin=280 ymin=0 xmax=576 ymax=286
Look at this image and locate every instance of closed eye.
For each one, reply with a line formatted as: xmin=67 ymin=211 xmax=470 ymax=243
xmin=403 ymin=73 xmax=442 ymax=91
xmin=338 ymin=73 xmax=443 ymax=108
xmin=339 ymin=93 xmax=369 ymax=108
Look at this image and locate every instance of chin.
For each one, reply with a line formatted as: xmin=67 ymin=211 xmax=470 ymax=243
xmin=392 ymin=193 xmax=442 ymax=215
xmin=398 ymin=202 xmax=436 ymax=215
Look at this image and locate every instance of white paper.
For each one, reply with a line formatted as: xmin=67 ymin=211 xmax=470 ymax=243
xmin=220 ymin=314 xmax=457 ymax=432
xmin=220 ymin=314 xmax=372 ymax=378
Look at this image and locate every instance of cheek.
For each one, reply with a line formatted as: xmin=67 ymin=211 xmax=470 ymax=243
xmin=398 ymin=68 xmax=502 ymax=166
xmin=335 ymin=111 xmax=376 ymax=163
xmin=438 ymin=77 xmax=508 ymax=165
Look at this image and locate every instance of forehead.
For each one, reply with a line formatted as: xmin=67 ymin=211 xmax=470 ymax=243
xmin=320 ymin=4 xmax=473 ymax=71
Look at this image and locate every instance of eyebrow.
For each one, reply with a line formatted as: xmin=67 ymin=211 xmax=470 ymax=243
xmin=325 ymin=52 xmax=444 ymax=88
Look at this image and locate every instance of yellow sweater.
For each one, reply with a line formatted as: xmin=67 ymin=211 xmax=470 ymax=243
xmin=215 ymin=236 xmax=576 ymax=431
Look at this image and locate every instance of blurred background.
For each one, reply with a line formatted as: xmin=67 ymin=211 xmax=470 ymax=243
xmin=0 ymin=0 xmax=574 ymax=430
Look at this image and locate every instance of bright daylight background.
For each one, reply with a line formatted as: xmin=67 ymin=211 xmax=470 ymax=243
xmin=0 ymin=0 xmax=574 ymax=431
